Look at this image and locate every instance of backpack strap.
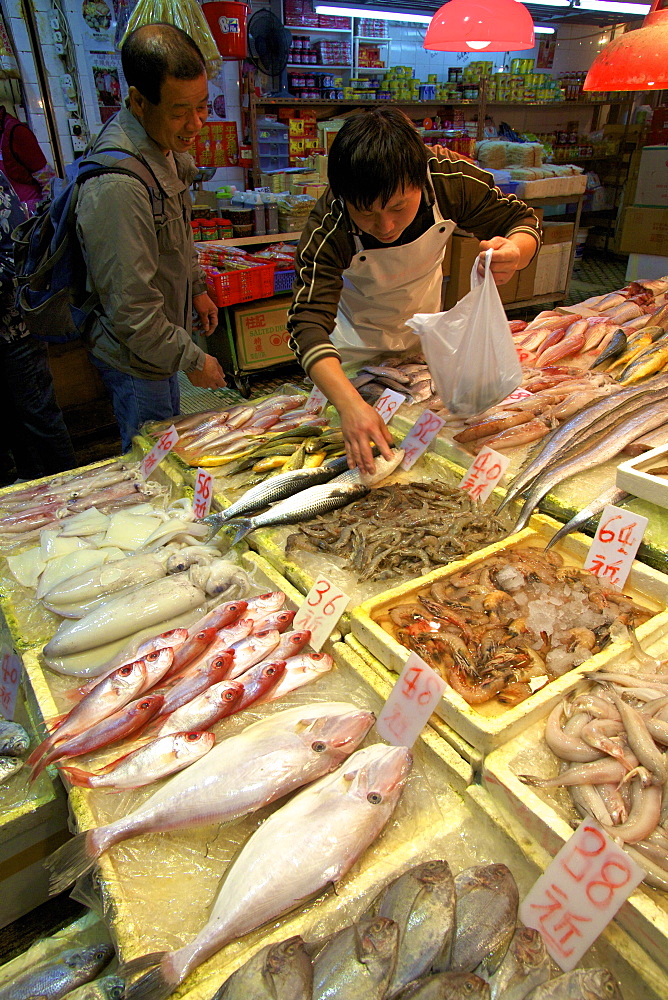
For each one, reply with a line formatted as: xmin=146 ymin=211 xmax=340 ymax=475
xmin=81 ymin=147 xmax=167 ymax=223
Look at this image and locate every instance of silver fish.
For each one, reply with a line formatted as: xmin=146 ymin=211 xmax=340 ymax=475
xmin=0 ymin=720 xmax=30 ymax=757
xmin=59 ymin=975 xmax=125 ymax=1000
xmin=122 ymin=743 xmax=413 ymax=1000
xmin=369 ymin=859 xmax=456 ymax=996
xmin=360 ymin=365 xmax=412 ymax=384
xmin=0 ymin=945 xmax=114 ymax=1000
xmin=213 ymin=936 xmax=312 ymax=1000
xmin=46 ymin=702 xmax=375 ymax=894
xmin=312 ymin=916 xmax=399 ymax=1000
xmin=525 ymin=968 xmax=624 ymax=1000
xmin=485 ymin=927 xmax=549 ymax=1000
xmin=0 ymin=755 xmax=23 ymax=782
xmin=445 ymin=864 xmax=518 ymax=976
xmin=395 ymin=972 xmax=490 ymax=1000
xmin=544 ymin=486 xmax=630 ymax=552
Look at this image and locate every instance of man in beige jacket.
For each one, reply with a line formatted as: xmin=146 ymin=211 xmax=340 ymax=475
xmin=76 ymin=23 xmax=225 ymax=450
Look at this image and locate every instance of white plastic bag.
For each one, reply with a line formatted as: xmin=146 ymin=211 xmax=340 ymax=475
xmin=406 ymin=248 xmax=522 ymax=416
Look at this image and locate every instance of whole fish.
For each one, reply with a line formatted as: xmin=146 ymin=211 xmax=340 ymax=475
xmin=234 ymin=659 xmax=286 ymax=711
xmin=0 ymin=945 xmax=114 ymax=1000
xmin=619 ymin=339 xmax=668 ymax=384
xmin=207 ymin=457 xmax=349 ymax=525
xmin=394 ymin=972 xmax=490 ymax=1000
xmin=177 ymin=620 xmax=255 ymax=678
xmin=60 ymin=731 xmax=215 ymax=791
xmin=537 ymin=324 xmax=586 ymax=367
xmin=259 ymin=652 xmax=333 ymax=703
xmin=156 ymin=679 xmax=245 ymax=735
xmin=163 ymin=626 xmax=218 ymax=679
xmin=251 ymin=609 xmax=296 ymax=633
xmin=73 ymin=629 xmax=189 ymax=695
xmin=444 ymin=864 xmax=518 ymax=976
xmin=213 ymin=936 xmax=312 ymax=1000
xmin=0 ymin=755 xmax=23 ymax=782
xmin=242 ymin=591 xmax=286 ymax=623
xmin=484 ymin=926 xmax=549 ymax=1000
xmin=272 ymin=629 xmax=312 ymax=661
xmin=544 ymin=486 xmax=631 ymax=551
xmin=121 ymin=743 xmax=412 ymax=1000
xmin=155 ymin=652 xmax=234 ymax=717
xmin=228 ymin=629 xmax=281 ymax=678
xmin=41 ymin=554 xmax=167 ymax=608
xmin=185 ymin=599 xmax=249 ymax=634
xmin=589 ymin=328 xmax=627 ymax=368
xmin=369 ymin=859 xmax=456 ymax=997
xmin=525 ymin=968 xmax=623 ymax=1000
xmin=43 ymin=574 xmax=206 ymax=658
xmin=59 ymin=974 xmax=125 ymax=1000
xmin=312 ymin=916 xmax=399 ymax=1000
xmin=0 ymin=720 xmax=30 ymax=757
xmin=46 ymin=702 xmax=375 ymax=894
xmin=607 ymin=326 xmax=666 ymax=372
xmin=32 ymin=695 xmax=164 ymax=779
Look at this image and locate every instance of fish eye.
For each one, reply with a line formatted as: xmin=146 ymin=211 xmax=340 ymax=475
xmin=312 ymin=741 xmax=327 ymax=752
xmin=139 ymin=700 xmax=151 ymax=709
xmin=367 ymin=791 xmax=383 ymax=804
xmin=186 ymin=732 xmax=200 ymax=741
xmin=196 ymin=631 xmax=208 ymax=639
xmin=147 ymin=651 xmax=160 ymax=660
xmin=266 ymin=666 xmax=276 ymax=675
xmin=224 ymin=690 xmax=236 ymax=700
xmin=215 ymin=657 xmax=225 ymax=667
xmin=119 ymin=666 xmax=132 ymax=675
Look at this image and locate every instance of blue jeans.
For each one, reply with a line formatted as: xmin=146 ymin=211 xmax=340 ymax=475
xmin=1 ymin=333 xmax=76 ymax=480
xmin=90 ymin=356 xmax=180 ymax=452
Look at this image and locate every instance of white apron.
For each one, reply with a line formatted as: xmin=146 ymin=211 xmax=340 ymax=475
xmin=331 ymin=173 xmax=456 ymax=363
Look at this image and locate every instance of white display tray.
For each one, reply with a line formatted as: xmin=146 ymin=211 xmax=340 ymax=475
xmin=617 ymin=443 xmax=668 ymax=510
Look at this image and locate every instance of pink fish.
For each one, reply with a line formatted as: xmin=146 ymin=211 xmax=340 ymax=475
xmin=228 ymin=629 xmax=282 ymax=679
xmin=71 ymin=629 xmax=189 ymax=701
xmin=250 ymin=610 xmax=296 ymax=634
xmin=273 ymin=630 xmax=312 ymax=661
xmin=164 ymin=627 xmax=219 ymax=680
xmin=234 ymin=660 xmax=286 ymax=712
xmin=534 ymin=326 xmax=567 ymax=358
xmin=242 ymin=592 xmax=286 ymax=624
xmin=537 ymin=325 xmax=587 ymax=366
xmin=156 ymin=681 xmax=245 ymax=736
xmin=156 ymin=651 xmax=235 ymax=718
xmin=189 ymin=599 xmax=249 ymax=634
xmin=259 ymin=652 xmax=334 ymax=703
xmin=478 ymin=417 xmax=550 ymax=451
xmin=176 ymin=620 xmax=255 ymax=679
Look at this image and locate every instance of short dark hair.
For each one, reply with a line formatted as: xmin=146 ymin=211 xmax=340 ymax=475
xmin=121 ymin=23 xmax=206 ymax=105
xmin=328 ymin=107 xmax=428 ymax=210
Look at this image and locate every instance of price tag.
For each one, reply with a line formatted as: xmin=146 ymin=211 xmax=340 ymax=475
xmin=306 ymin=385 xmax=328 ymax=414
xmin=192 ymin=468 xmax=214 ymax=519
xmin=376 ymin=652 xmax=446 ymax=747
xmin=139 ymin=425 xmax=179 ymax=480
xmin=460 ymin=446 xmax=511 ymax=503
xmin=583 ymin=504 xmax=648 ymax=590
xmin=293 ymin=576 xmax=350 ymax=651
xmin=499 ymin=387 xmax=533 ymax=405
xmin=375 ymin=388 xmax=406 ymax=424
xmin=0 ymin=647 xmax=21 ymax=720
xmin=516 ymin=346 xmax=537 ymax=365
xmin=400 ymin=411 xmax=446 ymax=470
xmin=520 ymin=820 xmax=645 ymax=971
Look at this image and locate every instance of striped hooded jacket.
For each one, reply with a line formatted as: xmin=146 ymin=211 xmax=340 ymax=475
xmin=287 ymin=153 xmax=541 ymax=375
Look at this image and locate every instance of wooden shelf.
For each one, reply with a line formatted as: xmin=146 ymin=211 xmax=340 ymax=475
xmin=197 ymin=231 xmax=303 ymax=248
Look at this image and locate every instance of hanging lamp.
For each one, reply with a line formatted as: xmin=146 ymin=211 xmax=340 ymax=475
xmin=583 ymin=0 xmax=668 ymax=90
xmin=423 ymin=0 xmax=535 ymax=52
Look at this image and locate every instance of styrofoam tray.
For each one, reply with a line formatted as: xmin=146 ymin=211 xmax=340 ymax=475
xmin=617 ymin=443 xmax=668 ymax=509
xmin=481 ymin=615 xmax=668 ymax=974
xmin=350 ymin=513 xmax=668 ymax=754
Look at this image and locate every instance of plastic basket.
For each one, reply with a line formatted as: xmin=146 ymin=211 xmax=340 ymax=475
xmin=204 ymin=262 xmax=276 ymax=307
xmin=273 ymin=268 xmax=295 ymax=294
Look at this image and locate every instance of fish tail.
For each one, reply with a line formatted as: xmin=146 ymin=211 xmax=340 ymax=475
xmin=518 ymin=773 xmax=543 ymax=787
xmin=231 ymin=519 xmax=253 ymax=544
xmin=26 ymin=734 xmax=57 ymax=767
xmin=44 ymin=829 xmax=100 ymax=894
xmin=58 ymin=764 xmax=94 ymax=788
xmin=121 ymin=955 xmax=176 ymax=1000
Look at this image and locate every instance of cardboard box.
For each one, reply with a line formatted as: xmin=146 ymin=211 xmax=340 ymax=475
xmin=516 ymin=252 xmax=538 ymax=299
xmin=533 ymin=241 xmax=570 ymax=295
xmin=633 ymin=145 xmax=668 ymax=206
xmin=541 ymin=221 xmax=574 ymax=245
xmin=443 ymin=233 xmax=520 ymax=308
xmin=232 ymin=297 xmax=293 ymax=370
xmin=288 ymin=118 xmax=305 ymax=136
xmin=619 ymin=206 xmax=668 ymax=256
xmin=625 ymin=252 xmax=668 ymax=281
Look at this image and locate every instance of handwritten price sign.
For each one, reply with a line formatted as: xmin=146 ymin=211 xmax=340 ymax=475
xmin=499 ymin=387 xmax=533 ymax=405
xmin=520 ymin=820 xmax=645 ymax=971
xmin=140 ymin=425 xmax=179 ymax=480
xmin=375 ymin=389 xmax=406 ymax=425
xmin=0 ymin=647 xmax=21 ymax=720
xmin=192 ymin=468 xmax=213 ymax=519
xmin=460 ymin=446 xmax=510 ymax=504
xmin=376 ymin=652 xmax=446 ymax=747
xmin=516 ymin=346 xmax=537 ymax=365
xmin=293 ymin=576 xmax=350 ymax=651
xmin=306 ymin=385 xmax=328 ymax=415
xmin=584 ymin=504 xmax=648 ymax=590
xmin=400 ymin=411 xmax=446 ymax=470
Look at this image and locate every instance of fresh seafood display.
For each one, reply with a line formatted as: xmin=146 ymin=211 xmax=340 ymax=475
xmin=0 ymin=944 xmax=114 ymax=1000
xmin=376 ymin=547 xmax=652 ymax=705
xmin=351 ymin=357 xmax=443 ymax=409
xmin=121 ymin=743 xmax=412 ymax=1000
xmin=0 ymin=719 xmax=31 ymax=783
xmin=521 ymin=641 xmax=668 ymax=889
xmin=286 ymin=481 xmax=508 ymax=582
xmin=147 ymin=395 xmax=333 ymax=467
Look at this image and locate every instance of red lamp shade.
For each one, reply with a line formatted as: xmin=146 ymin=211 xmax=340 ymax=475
xmin=583 ymin=0 xmax=668 ymax=91
xmin=424 ymin=0 xmax=535 ymax=52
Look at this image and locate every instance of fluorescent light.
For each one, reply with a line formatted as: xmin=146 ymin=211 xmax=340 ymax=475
xmin=534 ymin=25 xmax=555 ymax=32
xmin=579 ymin=0 xmax=649 ymax=10
xmin=315 ymin=4 xmax=432 ymax=22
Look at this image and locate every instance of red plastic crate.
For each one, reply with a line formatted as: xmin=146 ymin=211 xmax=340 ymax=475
xmin=204 ymin=262 xmax=276 ymax=307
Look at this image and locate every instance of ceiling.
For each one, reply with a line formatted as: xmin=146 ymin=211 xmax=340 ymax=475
xmin=358 ymin=0 xmax=648 ymax=28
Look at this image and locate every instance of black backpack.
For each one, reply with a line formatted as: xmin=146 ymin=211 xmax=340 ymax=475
xmin=12 ymin=148 xmax=165 ymax=343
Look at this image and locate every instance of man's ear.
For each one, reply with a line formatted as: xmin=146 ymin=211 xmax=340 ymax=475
xmin=127 ymin=85 xmax=146 ymax=118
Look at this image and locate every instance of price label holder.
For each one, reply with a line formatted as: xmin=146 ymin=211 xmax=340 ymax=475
xmin=460 ymin=446 xmax=510 ymax=504
xmin=193 ymin=468 xmax=214 ymax=520
xmin=520 ymin=819 xmax=645 ymax=971
xmin=376 ymin=652 xmax=446 ymax=747
xmin=375 ymin=389 xmax=406 ymax=425
xmin=583 ymin=504 xmax=648 ymax=591
xmin=306 ymin=385 xmax=328 ymax=414
xmin=139 ymin=425 xmax=179 ymax=480
xmin=498 ymin=387 xmax=533 ymax=405
xmin=293 ymin=576 xmax=350 ymax=652
xmin=400 ymin=411 xmax=446 ymax=470
xmin=516 ymin=346 xmax=537 ymax=365
xmin=0 ymin=647 xmax=21 ymax=721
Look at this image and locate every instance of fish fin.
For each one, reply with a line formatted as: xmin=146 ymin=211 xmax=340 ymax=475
xmin=518 ymin=774 xmax=541 ymax=786
xmin=121 ymin=958 xmax=175 ymax=1000
xmin=26 ymin=734 xmax=58 ymax=767
xmin=229 ymin=519 xmax=253 ymax=545
xmin=58 ymin=765 xmax=94 ymax=787
xmin=118 ymin=952 xmax=168 ymax=978
xmin=44 ymin=831 xmax=98 ymax=894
